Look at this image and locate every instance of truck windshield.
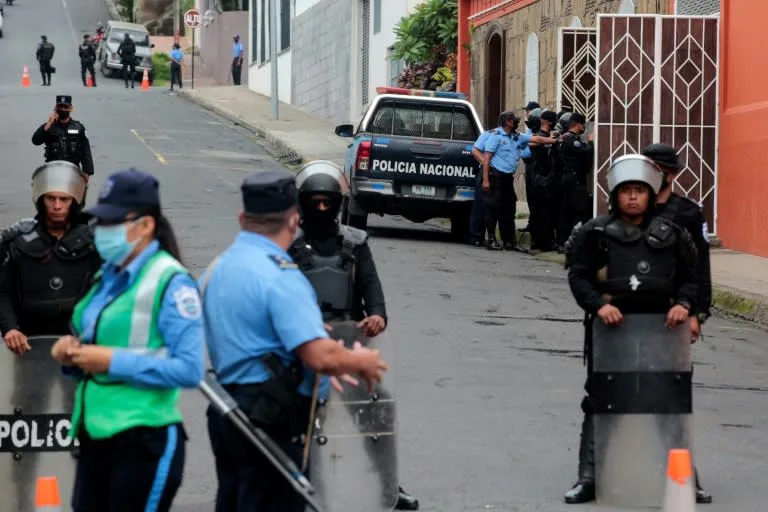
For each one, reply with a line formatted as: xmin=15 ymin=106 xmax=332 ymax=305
xmin=369 ymin=100 xmax=478 ymax=141
xmin=110 ymin=30 xmax=150 ymax=46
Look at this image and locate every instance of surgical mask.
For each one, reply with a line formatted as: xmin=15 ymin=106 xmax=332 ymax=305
xmin=56 ymin=109 xmax=70 ymax=121
xmin=94 ymin=223 xmax=138 ymax=266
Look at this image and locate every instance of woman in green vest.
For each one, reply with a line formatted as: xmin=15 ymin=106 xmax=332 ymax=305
xmin=51 ymin=169 xmax=204 ymax=512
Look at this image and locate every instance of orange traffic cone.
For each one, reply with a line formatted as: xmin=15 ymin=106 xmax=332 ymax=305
xmin=141 ymin=69 xmax=150 ymax=90
xmin=662 ymin=449 xmax=696 ymax=512
xmin=34 ymin=476 xmax=62 ymax=511
xmin=21 ymin=65 xmax=31 ymax=88
xmin=86 ymin=74 xmax=93 ymax=87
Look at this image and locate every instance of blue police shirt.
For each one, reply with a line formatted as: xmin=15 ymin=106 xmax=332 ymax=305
xmin=233 ymin=42 xmax=244 ymax=59
xmin=170 ymin=48 xmax=183 ymax=64
xmin=521 ymin=127 xmax=533 ymax=159
xmin=485 ymin=130 xmax=533 ymax=173
xmin=75 ymin=240 xmax=205 ymax=389
xmin=200 ymin=231 xmax=329 ymax=397
xmin=473 ymin=130 xmax=494 ymax=152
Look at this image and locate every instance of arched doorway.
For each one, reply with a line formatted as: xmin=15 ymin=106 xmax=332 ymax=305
xmin=486 ymin=33 xmax=504 ymax=128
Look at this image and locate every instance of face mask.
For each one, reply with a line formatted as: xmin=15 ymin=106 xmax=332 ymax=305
xmin=94 ymin=223 xmax=138 ymax=266
xmin=56 ymin=109 xmax=70 ymax=121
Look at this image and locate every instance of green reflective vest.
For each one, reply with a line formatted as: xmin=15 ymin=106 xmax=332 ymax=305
xmin=70 ymin=250 xmax=186 ymax=439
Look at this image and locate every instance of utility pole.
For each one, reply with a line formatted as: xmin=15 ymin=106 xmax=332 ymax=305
xmin=269 ymin=0 xmax=279 ymax=119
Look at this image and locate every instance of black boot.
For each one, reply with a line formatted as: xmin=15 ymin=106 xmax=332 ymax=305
xmin=564 ymin=414 xmax=596 ymax=504
xmin=395 ymin=486 xmax=419 ymax=510
xmin=695 ymin=468 xmax=712 ymax=504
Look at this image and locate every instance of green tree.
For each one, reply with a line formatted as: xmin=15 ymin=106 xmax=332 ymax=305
xmin=391 ymin=0 xmax=458 ymax=91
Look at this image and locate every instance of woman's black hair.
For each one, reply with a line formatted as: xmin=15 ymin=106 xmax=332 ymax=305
xmin=138 ymin=206 xmax=183 ymax=263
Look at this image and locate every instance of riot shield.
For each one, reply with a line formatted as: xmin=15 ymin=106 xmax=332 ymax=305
xmin=0 ymin=336 xmax=77 ymax=511
xmin=310 ymin=320 xmax=398 ymax=511
xmin=592 ymin=314 xmax=693 ymax=507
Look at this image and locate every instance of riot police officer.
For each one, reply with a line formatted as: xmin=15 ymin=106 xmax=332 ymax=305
xmin=528 ymin=110 xmax=558 ymax=251
xmin=117 ymin=33 xmax=137 ymax=88
xmin=202 ymin=169 xmax=388 ymax=512
xmin=563 ymin=154 xmax=698 ymax=504
xmin=79 ymin=34 xmax=97 ymax=87
xmin=36 ymin=35 xmax=56 ymax=86
xmin=32 ymin=95 xmax=94 ymax=178
xmin=0 ymin=161 xmax=101 ymax=354
xmin=289 ymin=160 xmax=420 ymax=510
xmin=557 ymin=112 xmax=593 ymax=249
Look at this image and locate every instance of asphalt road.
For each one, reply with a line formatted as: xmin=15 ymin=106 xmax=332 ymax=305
xmin=2 ymin=0 xmax=768 ymax=511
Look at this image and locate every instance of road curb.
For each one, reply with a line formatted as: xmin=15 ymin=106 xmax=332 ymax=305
xmin=531 ymin=251 xmax=768 ymax=328
xmin=104 ymin=0 xmax=122 ymax=21
xmin=177 ymin=90 xmax=304 ymax=166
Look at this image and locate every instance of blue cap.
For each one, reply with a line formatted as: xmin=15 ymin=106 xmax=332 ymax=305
xmin=85 ymin=168 xmax=160 ymax=222
xmin=241 ymin=169 xmax=298 ymax=214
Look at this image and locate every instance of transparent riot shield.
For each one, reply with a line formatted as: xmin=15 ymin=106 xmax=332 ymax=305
xmin=0 ymin=336 xmax=77 ymax=511
xmin=310 ymin=320 xmax=398 ymax=511
xmin=592 ymin=314 xmax=693 ymax=508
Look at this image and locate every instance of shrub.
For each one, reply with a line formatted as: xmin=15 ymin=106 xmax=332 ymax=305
xmin=152 ymin=52 xmax=171 ymax=84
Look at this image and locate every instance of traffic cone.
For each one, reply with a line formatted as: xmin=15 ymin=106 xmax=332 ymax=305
xmin=662 ymin=449 xmax=696 ymax=512
xmin=86 ymin=74 xmax=93 ymax=87
xmin=141 ymin=69 xmax=150 ymax=90
xmin=21 ymin=66 xmax=31 ymax=88
xmin=34 ymin=476 xmax=62 ymax=511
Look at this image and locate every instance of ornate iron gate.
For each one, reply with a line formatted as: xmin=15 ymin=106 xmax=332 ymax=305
xmin=593 ymin=14 xmax=719 ymax=232
xmin=556 ymin=27 xmax=597 ymax=121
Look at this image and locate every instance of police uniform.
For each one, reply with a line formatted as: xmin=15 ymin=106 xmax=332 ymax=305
xmin=32 ymin=95 xmax=94 ymax=176
xmin=469 ymin=129 xmax=495 ymax=245
xmin=65 ymin=169 xmax=204 ymax=511
xmin=563 ymin=155 xmax=698 ymax=504
xmin=202 ymin=170 xmax=329 ymax=512
xmin=0 ymin=161 xmax=99 ymax=338
xmin=117 ymin=35 xmax=138 ymax=88
xmin=557 ymin=113 xmax=594 ymax=247
xmin=79 ymin=36 xmax=97 ymax=87
xmin=36 ymin=35 xmax=56 ymax=86
xmin=528 ymin=112 xmax=558 ymax=251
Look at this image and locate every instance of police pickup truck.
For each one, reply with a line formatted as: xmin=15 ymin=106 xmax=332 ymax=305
xmin=334 ymin=87 xmax=482 ymax=240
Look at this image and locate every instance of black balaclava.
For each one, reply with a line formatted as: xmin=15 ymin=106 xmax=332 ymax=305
xmin=300 ymin=192 xmax=342 ymax=237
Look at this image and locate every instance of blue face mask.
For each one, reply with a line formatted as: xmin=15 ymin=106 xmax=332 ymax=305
xmin=93 ymin=223 xmax=138 ymax=266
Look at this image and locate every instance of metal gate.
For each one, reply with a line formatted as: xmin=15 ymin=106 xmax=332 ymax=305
xmin=361 ymin=0 xmax=371 ymax=107
xmin=593 ymin=14 xmax=719 ymax=232
xmin=556 ymin=27 xmax=597 ymax=122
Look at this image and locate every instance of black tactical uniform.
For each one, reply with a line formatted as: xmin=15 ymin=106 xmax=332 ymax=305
xmin=32 ymin=96 xmax=94 ymax=176
xmin=79 ymin=36 xmax=97 ymax=87
xmin=117 ymin=35 xmax=137 ymax=88
xmin=0 ymin=221 xmax=100 ymax=336
xmin=528 ymin=115 xmax=557 ymax=251
xmin=557 ymin=114 xmax=594 ymax=247
xmin=289 ymin=160 xmax=419 ymax=511
xmin=563 ymin=155 xmax=698 ymax=504
xmin=36 ymin=36 xmax=56 ymax=86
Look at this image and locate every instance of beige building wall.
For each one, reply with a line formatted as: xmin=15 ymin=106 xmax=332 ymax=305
xmin=470 ymin=0 xmax=670 ymax=124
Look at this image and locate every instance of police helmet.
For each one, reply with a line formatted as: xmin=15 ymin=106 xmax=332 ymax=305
xmin=31 ymin=161 xmax=88 ymax=206
xmin=606 ymin=155 xmax=664 ymax=196
xmin=525 ymin=108 xmax=543 ymax=130
xmin=641 ymin=143 xmax=682 ymax=172
xmin=557 ymin=112 xmax=572 ymax=133
xmin=295 ymin=160 xmax=349 ymax=196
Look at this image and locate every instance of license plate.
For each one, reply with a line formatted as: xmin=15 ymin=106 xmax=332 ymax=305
xmin=411 ymin=185 xmax=435 ymax=197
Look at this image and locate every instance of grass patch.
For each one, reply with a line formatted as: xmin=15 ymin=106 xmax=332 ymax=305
xmin=152 ymin=53 xmax=171 ymax=83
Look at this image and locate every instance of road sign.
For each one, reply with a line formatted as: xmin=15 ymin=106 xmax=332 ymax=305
xmin=184 ymin=9 xmax=201 ymax=28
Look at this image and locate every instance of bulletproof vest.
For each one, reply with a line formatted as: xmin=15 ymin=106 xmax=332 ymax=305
xmin=596 ymin=216 xmax=679 ymax=311
xmin=45 ymin=121 xmax=84 ymax=164
xmin=80 ymin=43 xmax=95 ymax=62
xmin=122 ymin=41 xmax=136 ymax=58
xmin=291 ymin=226 xmax=367 ymax=320
xmin=530 ymin=130 xmax=552 ymax=185
xmin=560 ymin=133 xmax=591 ymax=180
xmin=39 ymin=42 xmax=54 ymax=60
xmin=9 ymin=224 xmax=96 ymax=320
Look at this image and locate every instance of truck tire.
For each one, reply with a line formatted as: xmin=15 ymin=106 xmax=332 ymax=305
xmin=450 ymin=206 xmax=471 ymax=242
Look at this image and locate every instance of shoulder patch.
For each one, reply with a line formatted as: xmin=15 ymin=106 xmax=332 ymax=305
xmin=172 ymin=285 xmax=202 ymax=319
xmin=573 ymin=140 xmax=581 ymax=147
xmin=268 ymin=253 xmax=298 ymax=270
xmin=702 ymin=222 xmax=710 ymax=244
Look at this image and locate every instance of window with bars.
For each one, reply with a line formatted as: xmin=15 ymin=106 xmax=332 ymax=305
xmin=675 ymin=0 xmax=720 ymax=14
xmin=361 ymin=0 xmax=370 ymax=106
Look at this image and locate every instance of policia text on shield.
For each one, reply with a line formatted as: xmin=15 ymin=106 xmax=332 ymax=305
xmin=201 ymin=169 xmax=388 ymax=512
xmin=50 ymin=169 xmax=205 ymax=512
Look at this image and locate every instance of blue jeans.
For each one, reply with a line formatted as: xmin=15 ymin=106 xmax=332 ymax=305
xmin=469 ymin=170 xmax=486 ymax=242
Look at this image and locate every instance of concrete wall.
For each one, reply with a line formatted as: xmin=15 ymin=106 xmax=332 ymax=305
xmin=200 ymin=12 xmax=249 ymax=86
xmin=717 ymin=2 xmax=768 ymax=256
xmin=292 ymin=0 xmax=353 ymax=124
xmin=468 ymin=0 xmax=668 ymax=118
xmin=247 ymin=0 xmax=291 ymax=102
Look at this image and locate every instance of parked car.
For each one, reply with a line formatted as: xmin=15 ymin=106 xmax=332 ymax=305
xmin=97 ymin=20 xmax=155 ymax=83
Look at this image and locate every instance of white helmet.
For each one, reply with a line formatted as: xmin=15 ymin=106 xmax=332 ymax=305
xmin=31 ymin=161 xmax=88 ymax=205
xmin=606 ymin=155 xmax=664 ymax=196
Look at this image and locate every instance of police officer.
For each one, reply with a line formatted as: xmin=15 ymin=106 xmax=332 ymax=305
xmin=202 ymin=169 xmax=388 ymax=512
xmin=557 ymin=112 xmax=593 ymax=249
xmin=0 ymin=161 xmax=100 ymax=354
xmin=36 ymin=35 xmax=56 ymax=86
xmin=563 ymin=155 xmax=698 ymax=504
xmin=289 ymin=160 xmax=420 ymax=510
xmin=519 ymin=101 xmax=540 ymax=234
xmin=642 ymin=143 xmax=713 ymax=503
xmin=32 ymin=95 xmax=95 ymax=180
xmin=117 ymin=33 xmax=137 ymax=88
xmin=79 ymin=34 xmax=97 ymax=87
xmin=482 ymin=112 xmax=554 ymax=251
xmin=528 ymin=110 xmax=558 ymax=251
xmin=232 ymin=34 xmax=244 ymax=85
xmin=470 ymin=113 xmax=508 ymax=247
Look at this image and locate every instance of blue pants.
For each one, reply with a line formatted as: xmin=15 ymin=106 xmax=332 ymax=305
xmin=469 ymin=171 xmax=486 ymax=242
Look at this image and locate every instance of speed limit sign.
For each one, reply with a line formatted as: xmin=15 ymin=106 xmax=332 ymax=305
xmin=184 ymin=8 xmax=202 ymax=28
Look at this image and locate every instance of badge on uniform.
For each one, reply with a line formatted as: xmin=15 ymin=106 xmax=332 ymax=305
xmin=573 ymin=140 xmax=581 ymax=147
xmin=702 ymin=222 xmax=710 ymax=244
xmin=269 ymin=254 xmax=298 ymax=270
xmin=173 ymin=285 xmax=202 ymax=319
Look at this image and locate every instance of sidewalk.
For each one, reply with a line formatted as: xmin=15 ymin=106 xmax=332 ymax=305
xmin=180 ymin=85 xmax=768 ymax=326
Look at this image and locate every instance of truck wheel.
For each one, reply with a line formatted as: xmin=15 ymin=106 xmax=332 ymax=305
xmin=450 ymin=207 xmax=471 ymax=242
